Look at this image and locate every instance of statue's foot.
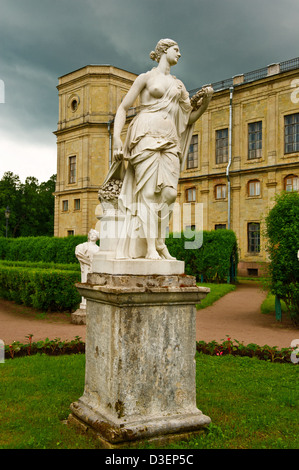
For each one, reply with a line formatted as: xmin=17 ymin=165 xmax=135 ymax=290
xmin=156 ymin=244 xmax=176 ymax=260
xmin=145 ymin=249 xmax=162 ymax=260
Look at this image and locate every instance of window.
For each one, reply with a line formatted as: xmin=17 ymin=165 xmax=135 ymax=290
xmin=248 ymin=223 xmax=260 ymax=253
xmin=216 ymin=128 xmax=228 ymax=164
xmin=186 ymin=187 xmax=196 ymax=202
xmin=247 ymin=268 xmax=258 ymax=276
xmin=187 ymin=135 xmax=198 ymax=169
xmin=215 ymin=224 xmax=226 ymax=230
xmin=248 ymin=121 xmax=262 ymax=160
xmin=215 ymin=184 xmax=226 ymax=199
xmin=74 ymin=198 xmax=81 ymax=210
xmin=69 ymin=156 xmax=76 ymax=184
xmin=248 ymin=180 xmax=261 ymax=197
xmin=284 ymin=174 xmax=298 ymax=192
xmin=62 ymin=200 xmax=68 ymax=211
xmin=67 ymin=230 xmax=74 ymax=236
xmin=284 ymin=113 xmax=299 ymax=154
xmin=185 ymin=225 xmax=196 ymax=231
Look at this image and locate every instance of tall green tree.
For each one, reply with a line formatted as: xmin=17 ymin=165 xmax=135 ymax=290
xmin=0 ymin=172 xmax=56 ymax=237
xmin=265 ymin=191 xmax=299 ymax=324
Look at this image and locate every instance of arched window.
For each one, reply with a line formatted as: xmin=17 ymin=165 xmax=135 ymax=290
xmin=215 ymin=184 xmax=226 ymax=200
xmin=284 ymin=174 xmax=298 ymax=192
xmin=248 ymin=179 xmax=261 ymax=197
xmin=185 ymin=187 xmax=196 ymax=202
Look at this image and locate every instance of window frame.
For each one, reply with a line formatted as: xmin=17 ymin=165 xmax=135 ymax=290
xmin=248 ymin=179 xmax=261 ymax=197
xmin=215 ymin=128 xmax=228 ymax=164
xmin=215 ymin=184 xmax=227 ymax=200
xmin=284 ymin=174 xmax=298 ymax=192
xmin=74 ymin=198 xmax=81 ymax=211
xmin=62 ymin=200 xmax=69 ymax=212
xmin=248 ymin=222 xmax=260 ymax=253
xmin=69 ymin=155 xmax=76 ymax=184
xmin=186 ymin=135 xmax=198 ymax=169
xmin=185 ymin=187 xmax=196 ymax=202
xmin=248 ymin=121 xmax=262 ymax=160
xmin=284 ymin=113 xmax=299 ymax=154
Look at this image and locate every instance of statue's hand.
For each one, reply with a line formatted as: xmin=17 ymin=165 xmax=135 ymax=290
xmin=190 ymin=86 xmax=214 ymax=111
xmin=113 ymin=137 xmax=124 ymax=161
xmin=202 ymin=86 xmax=214 ymax=103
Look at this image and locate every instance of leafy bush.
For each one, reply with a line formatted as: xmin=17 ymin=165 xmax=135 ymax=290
xmin=264 ymin=192 xmax=299 ymax=324
xmin=0 ymin=235 xmax=87 ymax=264
xmin=196 ymin=337 xmax=295 ymax=364
xmin=166 ymin=230 xmax=238 ymax=282
xmin=0 ymin=265 xmax=81 ymax=311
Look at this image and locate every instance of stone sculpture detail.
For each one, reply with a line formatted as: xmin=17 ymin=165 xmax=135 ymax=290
xmin=110 ymin=38 xmax=213 ymax=261
xmin=75 ymin=229 xmax=100 ymax=308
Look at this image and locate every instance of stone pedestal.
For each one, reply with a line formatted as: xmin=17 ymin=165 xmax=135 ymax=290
xmin=68 ymin=270 xmax=211 ymax=447
xmin=71 ymin=306 xmax=86 ymax=325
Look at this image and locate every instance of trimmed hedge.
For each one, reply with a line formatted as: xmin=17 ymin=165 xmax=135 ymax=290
xmin=0 ymin=231 xmax=238 ymax=283
xmin=0 ymin=260 xmax=80 ymax=271
xmin=0 ymin=235 xmax=87 ymax=264
xmin=0 ymin=230 xmax=238 ymax=311
xmin=166 ymin=230 xmax=238 ymax=282
xmin=0 ymin=265 xmax=81 ymax=311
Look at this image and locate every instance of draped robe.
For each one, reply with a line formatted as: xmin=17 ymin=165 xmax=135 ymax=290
xmin=116 ymin=74 xmax=194 ymax=259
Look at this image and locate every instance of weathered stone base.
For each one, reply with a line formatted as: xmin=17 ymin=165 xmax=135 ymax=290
xmin=68 ymin=406 xmax=210 ymax=448
xmin=92 ymin=254 xmax=185 ymax=275
xmin=70 ymin=272 xmax=211 ymax=446
xmin=71 ymin=308 xmax=86 ymax=325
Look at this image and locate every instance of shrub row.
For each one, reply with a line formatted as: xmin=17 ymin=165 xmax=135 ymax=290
xmin=0 ymin=260 xmax=80 ymax=271
xmin=5 ymin=336 xmax=85 ymax=359
xmin=0 ymin=265 xmax=81 ymax=311
xmin=166 ymin=230 xmax=238 ymax=282
xmin=0 ymin=230 xmax=238 ymax=283
xmin=0 ymin=235 xmax=87 ymax=264
xmin=4 ymin=336 xmax=295 ymax=363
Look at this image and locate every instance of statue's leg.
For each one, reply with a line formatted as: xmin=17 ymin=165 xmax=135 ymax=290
xmin=156 ymin=186 xmax=177 ymax=260
xmin=140 ymin=177 xmax=162 ymax=260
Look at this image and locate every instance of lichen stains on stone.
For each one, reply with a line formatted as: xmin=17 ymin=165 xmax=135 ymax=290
xmin=115 ymin=400 xmax=125 ymax=419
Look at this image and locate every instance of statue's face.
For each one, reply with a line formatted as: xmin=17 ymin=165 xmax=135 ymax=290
xmin=89 ymin=230 xmax=99 ymax=242
xmin=165 ymin=44 xmax=181 ymax=66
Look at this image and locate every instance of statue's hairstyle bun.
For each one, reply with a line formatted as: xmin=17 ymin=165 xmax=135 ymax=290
xmin=150 ymin=39 xmax=178 ymax=63
xmin=149 ymin=50 xmax=157 ymax=61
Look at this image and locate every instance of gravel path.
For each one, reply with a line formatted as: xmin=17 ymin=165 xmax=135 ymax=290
xmin=196 ymin=281 xmax=298 ymax=349
xmin=0 ymin=281 xmax=298 ymax=349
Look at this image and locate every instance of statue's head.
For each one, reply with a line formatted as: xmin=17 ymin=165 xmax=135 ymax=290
xmin=88 ymin=229 xmax=100 ymax=242
xmin=150 ymin=38 xmax=178 ymax=63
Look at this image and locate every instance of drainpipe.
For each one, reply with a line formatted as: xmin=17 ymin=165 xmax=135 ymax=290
xmin=226 ymin=86 xmax=234 ymax=230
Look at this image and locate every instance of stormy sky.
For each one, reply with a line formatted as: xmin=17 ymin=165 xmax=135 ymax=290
xmin=1 ymin=0 xmax=299 ymax=182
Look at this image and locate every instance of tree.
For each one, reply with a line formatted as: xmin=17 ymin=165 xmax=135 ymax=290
xmin=0 ymin=172 xmax=56 ymax=237
xmin=265 ymin=191 xmax=299 ymax=324
xmin=0 ymin=172 xmax=22 ymax=237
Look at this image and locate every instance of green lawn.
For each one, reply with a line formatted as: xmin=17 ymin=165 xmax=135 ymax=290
xmin=261 ymin=291 xmax=287 ymax=315
xmin=196 ymin=283 xmax=236 ymax=309
xmin=0 ymin=353 xmax=298 ymax=449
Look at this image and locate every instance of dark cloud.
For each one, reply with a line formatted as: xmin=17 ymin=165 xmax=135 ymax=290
xmin=1 ymin=0 xmax=299 ymax=180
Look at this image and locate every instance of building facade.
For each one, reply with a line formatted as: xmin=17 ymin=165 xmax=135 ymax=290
xmin=53 ymin=65 xmax=138 ymax=237
xmin=54 ymin=58 xmax=299 ymax=276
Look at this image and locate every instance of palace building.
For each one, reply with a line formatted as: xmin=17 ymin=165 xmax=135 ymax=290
xmin=54 ymin=58 xmax=299 ymax=276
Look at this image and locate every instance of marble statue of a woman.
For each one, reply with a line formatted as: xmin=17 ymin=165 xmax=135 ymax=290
xmin=113 ymin=39 xmax=213 ymax=260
